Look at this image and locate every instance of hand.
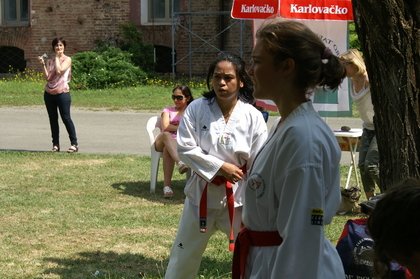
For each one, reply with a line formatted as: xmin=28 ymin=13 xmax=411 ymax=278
xmin=55 ymin=50 xmax=64 ymax=57
xmin=38 ymin=56 xmax=45 ymax=65
xmin=218 ymin=162 xmax=244 ymax=183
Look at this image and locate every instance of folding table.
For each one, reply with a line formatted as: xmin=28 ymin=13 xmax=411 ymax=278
xmin=334 ymin=128 xmax=363 ymax=189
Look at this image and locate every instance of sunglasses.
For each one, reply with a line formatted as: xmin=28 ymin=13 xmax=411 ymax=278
xmin=172 ymin=95 xmax=184 ymax=101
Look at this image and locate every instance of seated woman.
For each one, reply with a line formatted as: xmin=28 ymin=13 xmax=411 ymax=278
xmin=155 ymin=85 xmax=194 ymax=198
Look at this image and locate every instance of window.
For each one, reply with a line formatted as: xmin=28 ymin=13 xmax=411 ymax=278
xmin=1 ymin=0 xmax=29 ymax=26
xmin=141 ymin=0 xmax=179 ymax=25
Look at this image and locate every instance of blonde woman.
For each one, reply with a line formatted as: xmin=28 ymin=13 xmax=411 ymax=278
xmin=340 ymin=49 xmax=380 ymax=200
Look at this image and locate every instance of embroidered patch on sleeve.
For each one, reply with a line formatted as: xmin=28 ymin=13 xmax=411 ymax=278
xmin=311 ymin=208 xmax=324 ymax=226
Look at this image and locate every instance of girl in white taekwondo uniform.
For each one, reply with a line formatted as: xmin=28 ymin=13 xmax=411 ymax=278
xmin=232 ymin=20 xmax=347 ymax=279
xmin=164 ymin=52 xmax=268 ymax=279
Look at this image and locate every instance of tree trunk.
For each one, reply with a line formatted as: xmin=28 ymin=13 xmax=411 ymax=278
xmin=352 ymin=0 xmax=420 ymax=190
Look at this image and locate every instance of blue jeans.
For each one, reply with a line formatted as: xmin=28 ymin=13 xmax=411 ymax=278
xmin=44 ymin=92 xmax=78 ymax=146
xmin=358 ymin=128 xmax=380 ymax=193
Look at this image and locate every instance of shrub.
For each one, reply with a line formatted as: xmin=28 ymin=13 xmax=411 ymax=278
xmin=95 ymin=23 xmax=155 ymax=73
xmin=71 ymin=47 xmax=147 ymax=89
xmin=119 ymin=23 xmax=155 ymax=72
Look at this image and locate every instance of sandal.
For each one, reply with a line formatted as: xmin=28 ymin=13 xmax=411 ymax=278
xmin=67 ymin=145 xmax=79 ymax=153
xmin=52 ymin=145 xmax=60 ymax=152
xmin=178 ymin=161 xmax=189 ymax=175
xmin=163 ymin=186 xmax=174 ymax=198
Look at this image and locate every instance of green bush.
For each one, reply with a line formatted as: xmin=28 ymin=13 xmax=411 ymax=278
xmin=119 ymin=23 xmax=155 ymax=72
xmin=70 ymin=47 xmax=147 ymax=89
xmin=95 ymin=23 xmax=155 ymax=73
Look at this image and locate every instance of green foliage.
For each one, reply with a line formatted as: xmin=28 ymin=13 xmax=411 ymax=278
xmin=1 ymin=66 xmax=44 ymax=82
xmin=95 ymin=23 xmax=155 ymax=73
xmin=73 ymin=22 xmax=155 ymax=90
xmin=71 ymin=47 xmax=148 ymax=89
xmin=348 ymin=22 xmax=361 ymax=50
xmin=119 ymin=23 xmax=155 ymax=72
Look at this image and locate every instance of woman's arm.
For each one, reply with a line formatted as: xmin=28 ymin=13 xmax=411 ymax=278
xmin=177 ymin=103 xmax=225 ymax=181
xmin=160 ymin=111 xmax=178 ymax=133
xmin=38 ymin=56 xmax=49 ymax=78
xmin=55 ymin=56 xmax=71 ymax=75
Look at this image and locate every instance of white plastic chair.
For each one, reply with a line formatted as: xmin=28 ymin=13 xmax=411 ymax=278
xmin=146 ymin=116 xmax=162 ymax=193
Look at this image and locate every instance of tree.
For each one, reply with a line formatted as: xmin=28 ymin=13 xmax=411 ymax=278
xmin=351 ymin=0 xmax=420 ymax=190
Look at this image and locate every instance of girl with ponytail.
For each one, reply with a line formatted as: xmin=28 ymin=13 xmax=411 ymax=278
xmin=233 ymin=19 xmax=346 ymax=279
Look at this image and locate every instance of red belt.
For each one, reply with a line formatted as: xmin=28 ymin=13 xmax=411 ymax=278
xmin=199 ymin=165 xmax=246 ymax=252
xmin=232 ymin=227 xmax=283 ymax=279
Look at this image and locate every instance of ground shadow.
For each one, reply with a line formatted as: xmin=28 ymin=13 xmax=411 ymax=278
xmin=111 ymin=179 xmax=186 ymax=204
xmin=40 ymin=251 xmax=166 ymax=278
xmin=199 ymin=255 xmax=232 ymax=278
xmin=39 ymin=251 xmax=231 ymax=279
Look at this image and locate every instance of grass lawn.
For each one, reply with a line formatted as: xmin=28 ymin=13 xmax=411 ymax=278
xmin=0 ymin=151 xmax=364 ymax=279
xmin=0 ymin=79 xmax=206 ymax=112
xmin=0 ymin=151 xmax=235 ymax=278
xmin=0 ymin=79 xmax=364 ymax=278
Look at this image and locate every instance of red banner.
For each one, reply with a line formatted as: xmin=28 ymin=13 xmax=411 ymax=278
xmin=280 ymin=0 xmax=353 ymax=20
xmin=231 ymin=0 xmax=279 ymax=19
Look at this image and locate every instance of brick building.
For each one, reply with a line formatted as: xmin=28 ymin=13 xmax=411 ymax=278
xmin=0 ymin=0 xmax=253 ymax=76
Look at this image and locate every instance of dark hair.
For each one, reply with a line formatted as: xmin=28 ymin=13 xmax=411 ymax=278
xmin=51 ymin=37 xmax=66 ymax=51
xmin=202 ymin=52 xmax=254 ymax=104
xmin=172 ymin=85 xmax=194 ymax=105
xmin=368 ymin=178 xmax=420 ymax=277
xmin=256 ymin=19 xmax=345 ymax=92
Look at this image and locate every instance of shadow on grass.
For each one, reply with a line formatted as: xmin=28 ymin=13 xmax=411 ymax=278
xmin=111 ymin=179 xmax=187 ymax=204
xmin=40 ymin=250 xmax=165 ymax=278
xmin=199 ymin=255 xmax=232 ymax=279
xmin=40 ymin=251 xmax=231 ymax=279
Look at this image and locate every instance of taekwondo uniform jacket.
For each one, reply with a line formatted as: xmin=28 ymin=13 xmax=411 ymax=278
xmin=177 ymin=97 xmax=268 ymax=209
xmin=243 ymin=101 xmax=345 ymax=279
